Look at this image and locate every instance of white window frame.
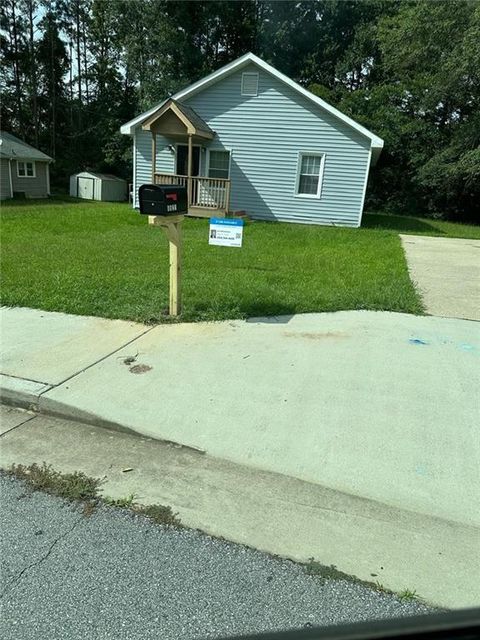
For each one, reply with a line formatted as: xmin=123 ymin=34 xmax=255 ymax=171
xmin=17 ymin=160 xmax=36 ymax=178
xmin=294 ymin=152 xmax=326 ymax=199
xmin=206 ymin=148 xmax=232 ymax=180
xmin=241 ymin=72 xmax=258 ymax=96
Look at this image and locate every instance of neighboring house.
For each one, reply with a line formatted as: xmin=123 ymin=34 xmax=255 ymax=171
xmin=0 ymin=131 xmax=52 ymax=200
xmin=121 ymin=53 xmax=384 ymax=227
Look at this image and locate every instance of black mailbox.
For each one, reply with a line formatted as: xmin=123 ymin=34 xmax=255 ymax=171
xmin=138 ymin=184 xmax=188 ymax=216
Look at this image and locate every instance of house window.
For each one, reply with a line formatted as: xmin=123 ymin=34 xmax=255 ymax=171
xmin=241 ymin=72 xmax=258 ymax=96
xmin=208 ymin=150 xmax=230 ymax=179
xmin=295 ymin=153 xmax=325 ymax=198
xmin=17 ymin=161 xmax=36 ymax=178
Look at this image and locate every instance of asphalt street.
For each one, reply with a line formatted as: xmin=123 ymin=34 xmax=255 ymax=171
xmin=0 ymin=475 xmax=432 ymax=640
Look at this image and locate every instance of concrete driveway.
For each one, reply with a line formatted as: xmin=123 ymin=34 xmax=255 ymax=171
xmin=401 ymin=235 xmax=480 ymax=320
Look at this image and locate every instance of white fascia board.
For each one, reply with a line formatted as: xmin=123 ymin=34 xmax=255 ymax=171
xmin=120 ymin=52 xmax=384 ymax=151
xmin=240 ymin=55 xmax=384 ymax=148
xmin=120 ymin=54 xmax=255 ymax=135
xmin=172 ymin=53 xmax=254 ymax=102
xmin=120 ymin=98 xmax=169 ymax=135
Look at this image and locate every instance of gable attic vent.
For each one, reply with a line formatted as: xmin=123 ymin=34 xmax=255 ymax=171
xmin=241 ymin=72 xmax=259 ymax=96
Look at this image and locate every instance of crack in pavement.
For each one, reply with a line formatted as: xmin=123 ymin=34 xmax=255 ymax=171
xmin=0 ymin=514 xmax=84 ymax=600
xmin=0 ymin=413 xmax=37 ymax=438
xmin=37 ymin=326 xmax=156 ymax=398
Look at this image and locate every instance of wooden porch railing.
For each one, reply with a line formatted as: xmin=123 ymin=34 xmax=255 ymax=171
xmin=155 ymin=173 xmax=231 ymax=212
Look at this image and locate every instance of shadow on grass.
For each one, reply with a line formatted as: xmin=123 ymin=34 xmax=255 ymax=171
xmin=363 ymin=212 xmax=445 ymax=235
xmin=177 ymin=302 xmax=298 ymax=324
xmin=3 ymin=194 xmax=84 ymax=208
xmin=246 ymin=314 xmax=295 ymax=324
xmin=243 ymin=302 xmax=298 ymax=320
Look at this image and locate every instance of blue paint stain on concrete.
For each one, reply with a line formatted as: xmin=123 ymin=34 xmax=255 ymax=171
xmin=459 ymin=343 xmax=477 ymax=352
xmin=409 ymin=338 xmax=429 ymax=346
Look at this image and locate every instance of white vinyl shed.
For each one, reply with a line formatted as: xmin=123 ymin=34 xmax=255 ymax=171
xmin=69 ymin=171 xmax=127 ymax=201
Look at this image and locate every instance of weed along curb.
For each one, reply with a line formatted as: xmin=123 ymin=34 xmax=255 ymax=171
xmin=5 ymin=463 xmax=182 ymax=528
xmin=3 ymin=462 xmax=430 ymax=607
xmin=304 ymin=561 xmax=424 ymax=605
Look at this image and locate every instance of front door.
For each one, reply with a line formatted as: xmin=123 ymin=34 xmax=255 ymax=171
xmin=176 ymin=144 xmax=200 ymax=206
xmin=176 ymin=145 xmax=200 ymax=177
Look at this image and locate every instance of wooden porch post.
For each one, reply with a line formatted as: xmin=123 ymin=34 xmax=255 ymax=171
xmin=225 ymin=180 xmax=231 ymax=215
xmin=187 ymin=133 xmax=193 ymax=205
xmin=151 ymin=131 xmax=157 ymax=182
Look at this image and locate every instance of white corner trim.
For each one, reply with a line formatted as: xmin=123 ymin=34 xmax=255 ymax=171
xmin=132 ymin=134 xmax=136 ymax=208
xmin=120 ymin=52 xmax=384 ymax=150
xmin=46 ymin=162 xmax=50 ymax=195
xmin=358 ymin=148 xmax=373 ymax=227
xmin=293 ymin=151 xmax=326 ymax=199
xmin=8 ymin=159 xmax=13 ymax=197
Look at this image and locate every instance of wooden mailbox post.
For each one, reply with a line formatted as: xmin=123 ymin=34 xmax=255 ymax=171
xmin=149 ymin=214 xmax=183 ymax=316
xmin=139 ymin=180 xmax=187 ymax=318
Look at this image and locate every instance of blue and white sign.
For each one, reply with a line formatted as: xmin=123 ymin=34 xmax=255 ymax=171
xmin=209 ymin=218 xmax=244 ymax=248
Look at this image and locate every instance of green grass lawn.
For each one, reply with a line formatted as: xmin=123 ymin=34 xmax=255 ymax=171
xmin=363 ymin=212 xmax=480 ymax=239
xmin=1 ymin=197 xmax=477 ymax=323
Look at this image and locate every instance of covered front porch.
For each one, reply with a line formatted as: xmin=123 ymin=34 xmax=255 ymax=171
xmin=142 ymin=99 xmax=231 ymax=217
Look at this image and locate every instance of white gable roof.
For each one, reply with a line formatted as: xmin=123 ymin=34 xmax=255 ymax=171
xmin=121 ymin=52 xmax=383 ymax=154
xmin=72 ymin=171 xmax=125 ymax=181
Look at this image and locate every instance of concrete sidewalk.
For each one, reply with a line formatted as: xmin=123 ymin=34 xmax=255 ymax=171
xmin=1 ymin=306 xmax=479 ymax=528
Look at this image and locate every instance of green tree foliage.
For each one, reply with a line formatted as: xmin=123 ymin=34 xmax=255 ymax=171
xmin=36 ymin=9 xmax=69 ymax=157
xmin=1 ymin=0 xmax=29 ymax=133
xmin=0 ymin=0 xmax=478 ymax=220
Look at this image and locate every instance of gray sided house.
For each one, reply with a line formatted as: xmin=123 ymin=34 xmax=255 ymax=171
xmin=0 ymin=131 xmax=52 ymax=200
xmin=121 ymin=53 xmax=384 ymax=227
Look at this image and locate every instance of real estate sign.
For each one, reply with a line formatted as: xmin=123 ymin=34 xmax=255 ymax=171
xmin=209 ymin=218 xmax=244 ymax=248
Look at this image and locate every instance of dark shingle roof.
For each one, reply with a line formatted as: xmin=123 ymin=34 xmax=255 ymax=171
xmin=172 ymin=100 xmax=214 ymax=136
xmin=0 ymin=131 xmax=53 ymax=161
